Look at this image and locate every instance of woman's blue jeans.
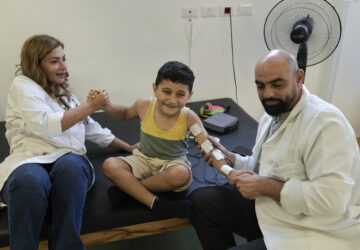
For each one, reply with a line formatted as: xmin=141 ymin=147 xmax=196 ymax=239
xmin=0 ymin=153 xmax=93 ymax=250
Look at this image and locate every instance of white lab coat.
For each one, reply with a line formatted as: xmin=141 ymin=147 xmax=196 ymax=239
xmin=0 ymin=75 xmax=115 ymax=206
xmin=234 ymin=86 xmax=360 ymax=250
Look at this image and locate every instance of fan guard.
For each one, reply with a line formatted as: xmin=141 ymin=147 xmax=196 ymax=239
xmin=264 ymin=0 xmax=342 ymax=66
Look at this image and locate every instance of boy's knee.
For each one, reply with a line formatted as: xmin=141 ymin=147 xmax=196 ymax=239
xmin=102 ymin=157 xmax=128 ymax=178
xmin=167 ymin=166 xmax=191 ymax=187
xmin=102 ymin=157 xmax=115 ymax=175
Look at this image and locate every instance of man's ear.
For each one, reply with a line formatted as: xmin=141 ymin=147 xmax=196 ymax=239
xmin=296 ymin=69 xmax=305 ymax=86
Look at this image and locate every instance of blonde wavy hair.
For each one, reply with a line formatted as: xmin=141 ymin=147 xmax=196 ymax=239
xmin=16 ymin=34 xmax=71 ymax=100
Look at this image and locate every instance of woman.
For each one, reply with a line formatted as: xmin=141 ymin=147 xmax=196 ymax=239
xmin=0 ymin=34 xmax=136 ymax=249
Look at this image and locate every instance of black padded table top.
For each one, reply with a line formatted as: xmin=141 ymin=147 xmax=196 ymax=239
xmin=0 ymin=98 xmax=258 ymax=246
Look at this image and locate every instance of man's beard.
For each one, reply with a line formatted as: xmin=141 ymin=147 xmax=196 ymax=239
xmin=261 ymin=97 xmax=292 ymax=116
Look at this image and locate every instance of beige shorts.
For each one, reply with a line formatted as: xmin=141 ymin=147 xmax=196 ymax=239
xmin=120 ymin=148 xmax=193 ymax=192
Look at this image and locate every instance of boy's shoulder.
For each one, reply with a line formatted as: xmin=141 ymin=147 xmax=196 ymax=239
xmin=134 ymin=98 xmax=151 ymax=120
xmin=186 ymin=109 xmax=202 ymax=129
xmin=135 ymin=97 xmax=151 ymax=107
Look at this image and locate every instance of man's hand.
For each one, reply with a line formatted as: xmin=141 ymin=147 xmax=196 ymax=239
xmin=199 ymin=136 xmax=236 ymax=167
xmin=228 ymin=170 xmax=285 ymax=201
xmin=228 ymin=170 xmax=262 ymax=200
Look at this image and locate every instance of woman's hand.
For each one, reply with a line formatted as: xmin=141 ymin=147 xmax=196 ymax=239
xmin=128 ymin=142 xmax=140 ymax=152
xmin=87 ymin=89 xmax=99 ymax=102
xmin=87 ymin=89 xmax=110 ymax=111
xmin=109 ymin=138 xmax=139 ymax=153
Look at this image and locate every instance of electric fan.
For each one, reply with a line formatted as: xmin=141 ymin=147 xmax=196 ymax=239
xmin=263 ymin=0 xmax=342 ymax=74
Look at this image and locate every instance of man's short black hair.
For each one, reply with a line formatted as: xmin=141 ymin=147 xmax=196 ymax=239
xmin=155 ymin=61 xmax=195 ymax=92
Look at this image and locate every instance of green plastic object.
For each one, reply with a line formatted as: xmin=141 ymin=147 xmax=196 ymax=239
xmin=199 ymin=102 xmax=225 ymax=118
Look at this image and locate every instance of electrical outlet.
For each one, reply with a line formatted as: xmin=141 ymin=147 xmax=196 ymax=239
xmin=237 ymin=4 xmax=252 ymax=16
xmin=181 ymin=7 xmax=198 ymax=19
xmin=201 ymin=6 xmax=217 ymax=18
xmin=219 ymin=5 xmax=235 ymax=17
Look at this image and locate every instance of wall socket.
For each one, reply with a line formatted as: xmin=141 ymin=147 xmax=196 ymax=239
xmin=201 ymin=6 xmax=217 ymax=18
xmin=181 ymin=4 xmax=251 ymax=18
xmin=219 ymin=5 xmax=236 ymax=17
xmin=181 ymin=7 xmax=198 ymax=18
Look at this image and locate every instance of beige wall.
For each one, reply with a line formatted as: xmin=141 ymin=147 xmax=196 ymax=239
xmin=0 ymin=0 xmax=358 ymax=136
xmin=332 ymin=0 xmax=360 ymax=136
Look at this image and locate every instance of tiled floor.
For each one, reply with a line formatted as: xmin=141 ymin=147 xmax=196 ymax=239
xmin=87 ymin=227 xmax=246 ymax=250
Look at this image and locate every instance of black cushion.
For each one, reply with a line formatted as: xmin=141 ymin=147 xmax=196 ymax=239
xmin=0 ymin=98 xmax=258 ymax=246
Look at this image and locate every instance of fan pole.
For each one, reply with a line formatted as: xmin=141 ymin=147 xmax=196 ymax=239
xmin=297 ymin=42 xmax=308 ymax=76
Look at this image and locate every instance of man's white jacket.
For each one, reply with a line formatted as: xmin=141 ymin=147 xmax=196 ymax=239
xmin=234 ymin=86 xmax=360 ymax=250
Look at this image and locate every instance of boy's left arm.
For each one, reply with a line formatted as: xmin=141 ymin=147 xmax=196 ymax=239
xmin=186 ymin=109 xmax=207 ymax=135
xmin=186 ymin=110 xmax=234 ymax=176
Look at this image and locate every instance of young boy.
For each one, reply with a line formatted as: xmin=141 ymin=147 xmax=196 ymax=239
xmin=99 ymin=61 xmax=207 ymax=218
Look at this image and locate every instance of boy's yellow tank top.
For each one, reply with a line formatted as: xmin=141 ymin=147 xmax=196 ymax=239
xmin=139 ymin=98 xmax=188 ymax=160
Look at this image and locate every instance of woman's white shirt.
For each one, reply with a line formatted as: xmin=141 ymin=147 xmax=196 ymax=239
xmin=0 ymin=75 xmax=115 ymax=205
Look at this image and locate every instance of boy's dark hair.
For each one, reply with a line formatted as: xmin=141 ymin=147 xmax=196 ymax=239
xmin=155 ymin=61 xmax=195 ymax=92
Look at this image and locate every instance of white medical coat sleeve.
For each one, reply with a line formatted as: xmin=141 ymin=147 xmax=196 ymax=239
xmin=280 ymin=111 xmax=355 ymax=216
xmin=234 ymin=154 xmax=255 ymax=171
xmin=9 ymin=77 xmax=63 ymax=137
xmin=84 ymin=116 xmax=115 ymax=148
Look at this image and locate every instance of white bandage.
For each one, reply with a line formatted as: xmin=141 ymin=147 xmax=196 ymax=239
xmin=211 ymin=136 xmax=220 ymax=143
xmin=212 ymin=149 xmax=225 ymax=160
xmin=190 ymin=123 xmax=202 ymax=136
xmin=190 ymin=123 xmax=216 ymax=154
xmin=201 ymin=140 xmax=214 ymax=153
xmin=221 ymin=165 xmax=233 ymax=175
